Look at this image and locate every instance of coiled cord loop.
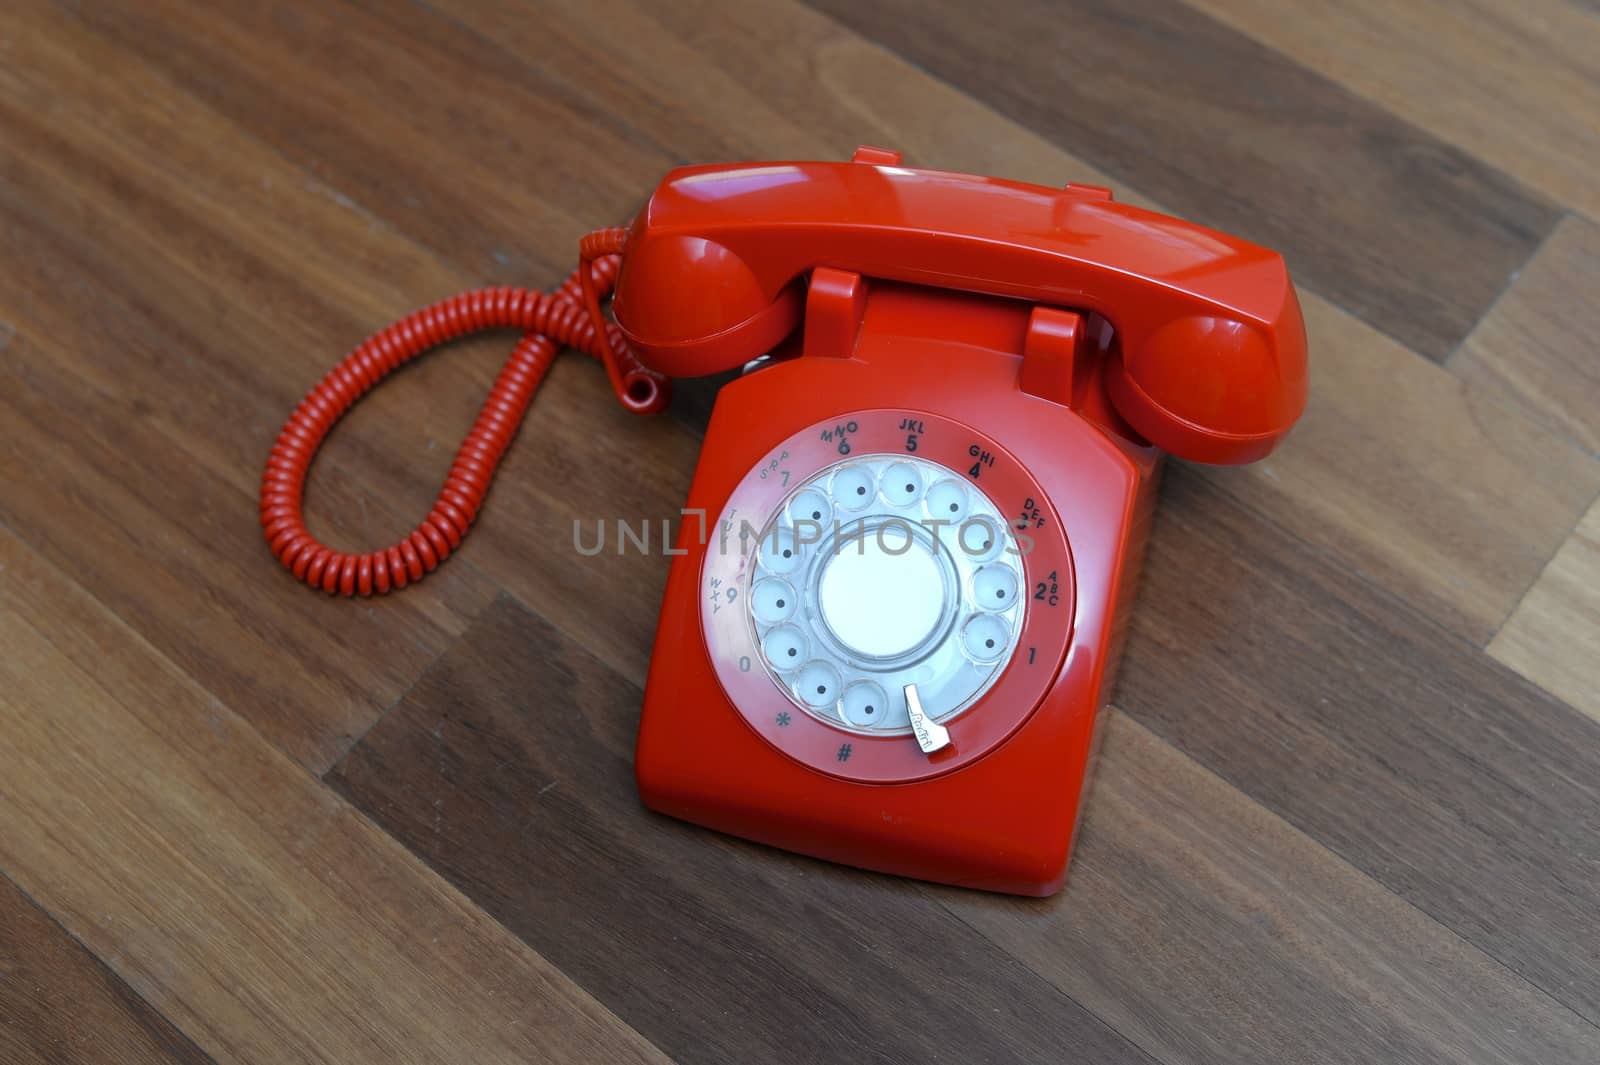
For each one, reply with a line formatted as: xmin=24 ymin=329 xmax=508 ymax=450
xmin=259 ymin=230 xmax=667 ymax=596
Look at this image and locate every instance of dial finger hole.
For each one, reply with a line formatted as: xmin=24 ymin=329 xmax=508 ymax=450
xmin=839 ymin=680 xmax=889 ymax=728
xmin=960 ymin=613 xmax=1011 ymax=663
xmin=957 ymin=516 xmax=1006 ymax=563
xmin=788 ymin=487 xmax=832 ymax=528
xmin=758 ymin=525 xmax=804 ymax=575
xmin=761 ymin=624 xmax=809 ymax=672
xmin=794 ymin=660 xmax=843 ymax=708
xmin=832 ymin=466 xmax=877 ymax=511
xmin=972 ymin=564 xmax=1019 ymax=610
xmin=750 ymin=577 xmax=797 ymax=624
xmin=881 ymin=462 xmax=924 ymax=508
xmin=925 ymin=479 xmax=969 ymax=522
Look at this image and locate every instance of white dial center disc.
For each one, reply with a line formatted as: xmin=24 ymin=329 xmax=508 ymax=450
xmin=817 ymin=528 xmax=945 ymax=658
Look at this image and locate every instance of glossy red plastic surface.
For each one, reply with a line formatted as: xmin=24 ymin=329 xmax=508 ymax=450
xmin=613 ymin=158 xmax=1307 ymax=465
xmin=637 ymin=279 xmax=1162 ymax=896
xmin=632 ymin=152 xmax=1307 ymax=895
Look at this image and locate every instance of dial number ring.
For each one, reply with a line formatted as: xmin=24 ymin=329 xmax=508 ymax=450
xmin=702 ymin=410 xmax=1075 ymax=783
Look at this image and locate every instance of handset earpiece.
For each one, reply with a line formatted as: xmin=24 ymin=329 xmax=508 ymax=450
xmin=610 ymin=231 xmax=805 ymax=378
xmin=1104 ymin=296 xmax=1308 ymax=466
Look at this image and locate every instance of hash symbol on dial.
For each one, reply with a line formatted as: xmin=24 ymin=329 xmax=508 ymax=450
xmin=837 ymin=744 xmax=853 ymax=762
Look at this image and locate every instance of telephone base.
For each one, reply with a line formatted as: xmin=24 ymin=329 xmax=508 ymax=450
xmin=636 ymin=283 xmax=1160 ymax=896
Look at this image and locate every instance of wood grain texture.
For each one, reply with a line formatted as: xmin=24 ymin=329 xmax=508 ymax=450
xmin=803 ymin=0 xmax=1560 ymax=360
xmin=0 ymin=322 xmax=495 ymax=774
xmin=0 ymin=3 xmax=502 ymax=772
xmin=1118 ymin=466 xmax=1600 ymax=1023
xmin=0 ymin=874 xmax=215 ymax=1065
xmin=329 ymin=594 xmax=1600 ymax=1065
xmin=16 ymin=0 xmax=719 ymax=689
xmin=0 ymin=0 xmax=1596 ymax=1059
xmin=1490 ymin=496 xmax=1600 ymax=724
xmin=328 ymin=594 xmax=1153 ymax=1065
xmin=954 ymin=713 xmax=1600 ymax=1065
xmin=61 ymin=0 xmax=674 ymax=283
xmin=1211 ymin=293 xmax=1600 ymax=644
xmin=1453 ymin=215 xmax=1600 ymax=456
xmin=0 ymin=0 xmax=714 ymax=760
xmin=1184 ymin=0 xmax=1600 ymax=223
xmin=0 ymin=527 xmax=669 ymax=1065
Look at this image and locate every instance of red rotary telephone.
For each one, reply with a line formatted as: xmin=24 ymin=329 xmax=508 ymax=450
xmin=262 ymin=147 xmax=1307 ymax=896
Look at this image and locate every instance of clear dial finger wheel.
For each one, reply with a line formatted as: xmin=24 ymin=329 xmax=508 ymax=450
xmin=701 ymin=409 xmax=1076 ymax=784
xmin=745 ymin=454 xmax=1024 ymax=736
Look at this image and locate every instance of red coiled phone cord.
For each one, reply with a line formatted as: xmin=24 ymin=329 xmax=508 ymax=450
xmin=259 ymin=227 xmax=669 ymax=596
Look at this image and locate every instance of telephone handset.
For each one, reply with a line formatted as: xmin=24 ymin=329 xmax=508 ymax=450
xmin=610 ymin=151 xmax=1306 ymax=463
xmin=261 ymin=148 xmax=1306 ymax=896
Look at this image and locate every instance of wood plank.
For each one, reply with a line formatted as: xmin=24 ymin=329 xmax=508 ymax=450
xmin=0 ymin=6 xmax=508 ymax=772
xmin=430 ymin=0 xmax=1600 ymax=646
xmin=1184 ymin=0 xmax=1600 ymax=222
xmin=0 ymin=0 xmax=571 ymax=527
xmin=0 ymin=0 xmax=709 ymax=694
xmin=1116 ymin=465 xmax=1600 ymax=1023
xmin=353 ymin=0 xmax=847 ymax=163
xmin=803 ymin=0 xmax=1559 ymax=361
xmin=1453 ymin=215 xmax=1600 ymax=456
xmin=0 ymin=318 xmax=498 ymax=774
xmin=327 ymin=595 xmax=1155 ymax=1065
xmin=0 ymin=0 xmax=692 ymax=760
xmin=0 ymin=874 xmax=215 ymax=1065
xmin=950 ymin=713 xmax=1600 ymax=1065
xmin=57 ymin=0 xmax=676 ymax=281
xmin=1490 ymin=496 xmax=1600 ymax=723
xmin=0 ymin=528 xmax=669 ymax=1065
xmin=1215 ymin=293 xmax=1600 ymax=644
xmin=327 ymin=593 xmax=1600 ymax=1064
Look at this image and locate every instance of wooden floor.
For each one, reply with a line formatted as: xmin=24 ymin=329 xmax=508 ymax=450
xmin=1 ymin=1 xmax=1597 ymax=1062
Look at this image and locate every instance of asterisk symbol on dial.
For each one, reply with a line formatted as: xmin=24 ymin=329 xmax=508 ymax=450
xmin=776 ymin=711 xmax=791 ymax=727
